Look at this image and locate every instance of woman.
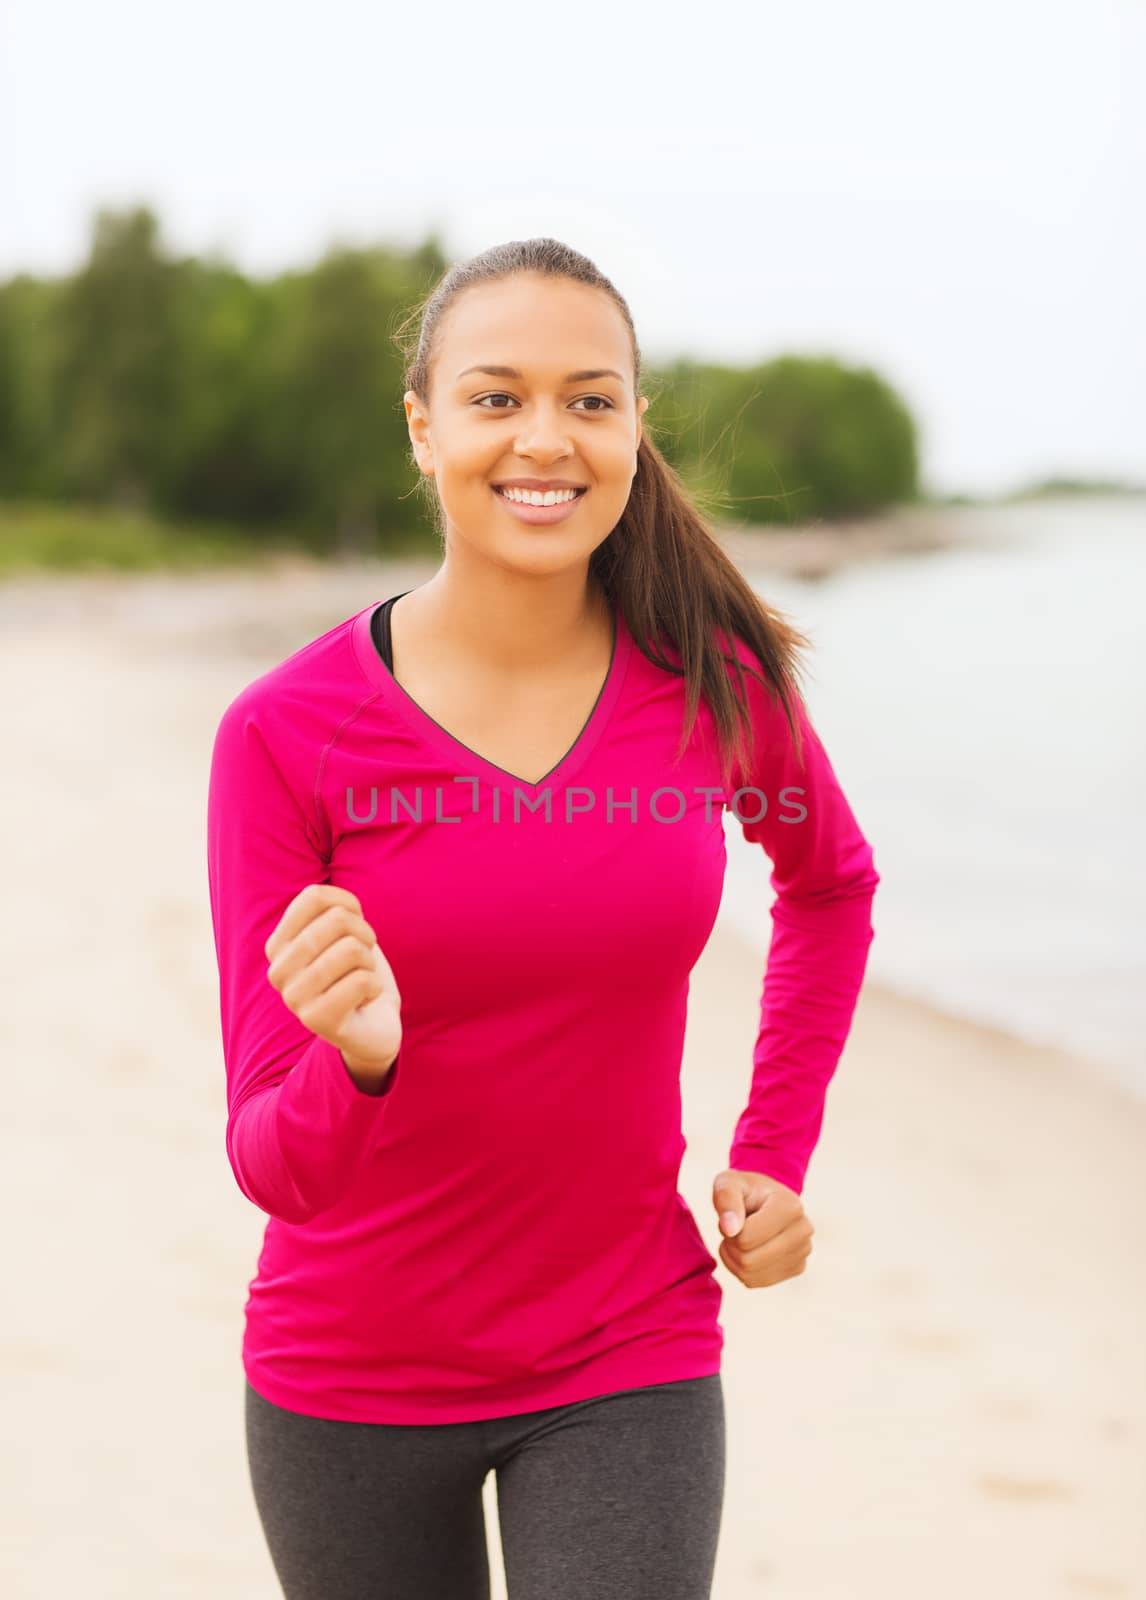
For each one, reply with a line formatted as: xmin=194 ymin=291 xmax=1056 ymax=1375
xmin=206 ymin=237 xmax=880 ymax=1600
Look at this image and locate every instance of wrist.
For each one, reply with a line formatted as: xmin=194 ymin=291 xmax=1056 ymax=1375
xmin=339 ymin=1047 xmax=399 ymax=1094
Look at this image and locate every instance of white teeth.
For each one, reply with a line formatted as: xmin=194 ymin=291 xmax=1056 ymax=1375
xmin=498 ymin=486 xmax=582 ymax=506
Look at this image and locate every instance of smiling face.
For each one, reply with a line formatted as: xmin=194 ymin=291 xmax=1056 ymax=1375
xmin=405 ymin=273 xmax=648 ymax=577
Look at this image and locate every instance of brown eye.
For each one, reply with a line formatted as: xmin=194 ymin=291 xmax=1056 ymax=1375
xmin=472 ymin=393 xmax=615 ymax=412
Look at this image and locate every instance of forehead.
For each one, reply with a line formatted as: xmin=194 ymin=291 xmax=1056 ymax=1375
xmin=440 ymin=275 xmax=632 ymax=378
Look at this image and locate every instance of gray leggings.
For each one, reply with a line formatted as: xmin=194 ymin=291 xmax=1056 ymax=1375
xmin=245 ymin=1372 xmax=725 ymax=1599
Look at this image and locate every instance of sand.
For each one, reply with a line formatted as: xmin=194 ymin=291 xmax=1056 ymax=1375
xmin=1 ymin=558 xmax=1143 ymax=1598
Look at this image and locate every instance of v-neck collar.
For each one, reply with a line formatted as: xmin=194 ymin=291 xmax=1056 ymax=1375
xmin=350 ymin=594 xmax=633 ymax=793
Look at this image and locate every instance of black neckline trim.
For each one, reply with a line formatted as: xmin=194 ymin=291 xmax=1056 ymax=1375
xmin=362 ymin=592 xmax=622 ymax=790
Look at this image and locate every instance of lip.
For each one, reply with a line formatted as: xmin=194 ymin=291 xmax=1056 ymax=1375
xmin=492 ymin=484 xmax=589 ymax=526
xmin=492 ymin=478 xmax=586 ymax=490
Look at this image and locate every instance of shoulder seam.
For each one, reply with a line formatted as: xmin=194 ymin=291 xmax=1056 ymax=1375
xmin=313 ymin=685 xmax=387 ymax=854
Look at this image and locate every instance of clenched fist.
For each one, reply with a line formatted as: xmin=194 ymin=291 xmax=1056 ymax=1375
xmin=264 ymin=884 xmax=402 ymax=1091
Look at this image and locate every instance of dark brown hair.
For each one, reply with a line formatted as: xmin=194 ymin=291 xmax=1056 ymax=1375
xmin=393 ymin=237 xmax=811 ymax=789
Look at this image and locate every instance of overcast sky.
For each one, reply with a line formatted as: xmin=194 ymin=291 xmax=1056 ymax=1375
xmin=2 ymin=0 xmax=1142 ymax=497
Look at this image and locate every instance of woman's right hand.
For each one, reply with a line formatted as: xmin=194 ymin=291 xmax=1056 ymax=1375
xmin=265 ymin=884 xmax=402 ymax=1087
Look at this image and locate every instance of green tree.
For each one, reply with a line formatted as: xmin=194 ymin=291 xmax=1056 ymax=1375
xmin=49 ymin=206 xmax=187 ymax=510
xmin=652 ymin=354 xmax=919 ymax=523
xmin=162 ymin=257 xmax=296 ymax=531
xmin=271 ymin=245 xmax=424 ymax=553
xmin=0 ymin=275 xmax=60 ymax=497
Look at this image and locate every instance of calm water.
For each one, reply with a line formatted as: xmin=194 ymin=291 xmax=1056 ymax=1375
xmin=719 ymin=495 xmax=1146 ymax=1098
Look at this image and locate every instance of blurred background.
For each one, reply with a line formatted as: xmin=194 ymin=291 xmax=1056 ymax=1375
xmin=1 ymin=1 xmax=1143 ymax=1596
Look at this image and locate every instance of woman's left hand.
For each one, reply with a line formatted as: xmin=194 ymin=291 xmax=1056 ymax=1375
xmin=711 ymin=1170 xmax=814 ymax=1287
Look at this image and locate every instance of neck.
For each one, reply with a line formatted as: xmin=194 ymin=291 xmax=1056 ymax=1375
xmin=402 ymin=557 xmax=612 ymax=677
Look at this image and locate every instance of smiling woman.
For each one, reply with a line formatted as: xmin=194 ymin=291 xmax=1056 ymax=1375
xmin=393 ymin=246 xmax=812 ymax=789
xmin=207 ymin=236 xmax=880 ymax=1600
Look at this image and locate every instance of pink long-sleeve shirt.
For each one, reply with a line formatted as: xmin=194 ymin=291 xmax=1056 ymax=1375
xmin=206 ymin=594 xmax=879 ymax=1424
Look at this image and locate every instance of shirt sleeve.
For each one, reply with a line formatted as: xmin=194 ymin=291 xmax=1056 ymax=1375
xmin=725 ymin=658 xmax=879 ymax=1195
xmin=206 ymin=686 xmax=402 ymax=1225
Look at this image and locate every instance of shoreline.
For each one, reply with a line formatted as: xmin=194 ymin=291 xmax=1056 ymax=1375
xmin=1 ymin=490 xmax=1141 ymax=595
xmin=0 ymin=499 xmax=1000 ymax=601
xmin=708 ymin=501 xmax=1001 ymax=580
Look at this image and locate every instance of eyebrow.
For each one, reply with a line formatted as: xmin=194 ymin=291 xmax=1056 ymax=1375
xmin=455 ymin=364 xmax=626 ymax=384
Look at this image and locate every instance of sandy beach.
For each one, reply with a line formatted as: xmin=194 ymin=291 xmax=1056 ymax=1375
xmin=2 ymin=556 xmax=1143 ymax=1598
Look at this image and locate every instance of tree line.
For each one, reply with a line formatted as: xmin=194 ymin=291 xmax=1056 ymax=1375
xmin=0 ymin=207 xmax=921 ymax=554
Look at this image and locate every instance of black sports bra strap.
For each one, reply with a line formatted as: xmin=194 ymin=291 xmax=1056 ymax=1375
xmin=369 ymin=592 xmax=411 ymax=672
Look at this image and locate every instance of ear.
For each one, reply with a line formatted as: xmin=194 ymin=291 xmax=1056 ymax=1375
xmin=405 ymin=391 xmax=434 ymax=477
xmin=635 ymin=393 xmax=649 ymax=452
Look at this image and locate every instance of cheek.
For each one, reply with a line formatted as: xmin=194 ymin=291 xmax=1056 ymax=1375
xmin=436 ymin=456 xmax=490 ymax=504
xmin=597 ymin=435 xmax=639 ymax=476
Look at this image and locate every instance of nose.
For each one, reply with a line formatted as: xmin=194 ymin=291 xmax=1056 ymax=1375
xmin=512 ymin=400 xmax=575 ymax=461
